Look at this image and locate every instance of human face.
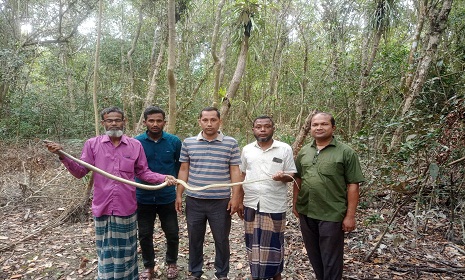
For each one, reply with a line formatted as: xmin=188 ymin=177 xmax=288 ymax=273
xmin=144 ymin=113 xmax=165 ymax=138
xmin=198 ymin=110 xmax=221 ymax=139
xmin=310 ymin=113 xmax=335 ymax=142
xmin=101 ymin=112 xmax=125 ymax=138
xmin=253 ymin=118 xmax=274 ymax=143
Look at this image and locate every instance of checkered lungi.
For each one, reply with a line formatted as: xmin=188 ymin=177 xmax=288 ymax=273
xmin=94 ymin=212 xmax=138 ymax=280
xmin=244 ymin=206 xmax=286 ymax=279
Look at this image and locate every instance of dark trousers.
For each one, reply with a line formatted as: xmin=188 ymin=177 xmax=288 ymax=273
xmin=185 ymin=196 xmax=231 ymax=278
xmin=137 ymin=202 xmax=179 ymax=268
xmin=299 ymin=214 xmax=344 ymax=280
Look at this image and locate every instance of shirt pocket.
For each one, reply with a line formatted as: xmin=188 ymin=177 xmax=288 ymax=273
xmin=268 ymin=160 xmax=284 ymax=175
xmin=318 ymin=161 xmax=342 ymax=176
xmin=161 ymin=150 xmax=175 ymax=165
xmin=119 ymin=157 xmax=136 ymax=173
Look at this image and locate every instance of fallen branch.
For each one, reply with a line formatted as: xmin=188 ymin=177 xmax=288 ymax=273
xmin=448 ymin=156 xmax=465 ymax=166
xmin=444 ymin=243 xmax=465 ymax=255
xmin=389 ymin=264 xmax=465 ymax=273
xmin=0 ymin=196 xmax=86 ymax=253
xmin=364 ymin=194 xmax=414 ymax=262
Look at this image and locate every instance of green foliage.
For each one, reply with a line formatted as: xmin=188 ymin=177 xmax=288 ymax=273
xmin=364 ymin=213 xmax=384 ymax=225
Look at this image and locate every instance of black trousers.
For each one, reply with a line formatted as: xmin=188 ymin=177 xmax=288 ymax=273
xmin=185 ymin=196 xmax=231 ymax=278
xmin=137 ymin=202 xmax=179 ymax=268
xmin=299 ymin=214 xmax=344 ymax=280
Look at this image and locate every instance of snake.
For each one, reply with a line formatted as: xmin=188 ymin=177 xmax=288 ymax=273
xmin=54 ymin=149 xmax=276 ymax=191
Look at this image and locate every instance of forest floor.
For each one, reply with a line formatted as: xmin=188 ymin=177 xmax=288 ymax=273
xmin=0 ymin=140 xmax=465 ymax=280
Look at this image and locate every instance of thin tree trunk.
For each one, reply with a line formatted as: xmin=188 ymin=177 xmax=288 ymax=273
xmin=92 ymin=0 xmax=103 ymax=136
xmin=211 ymin=0 xmax=226 ymax=107
xmin=127 ymin=5 xmax=144 ymax=130
xmin=292 ymin=110 xmax=316 ymax=158
xmin=62 ymin=47 xmax=76 ymax=112
xmin=149 ymin=27 xmax=161 ymax=75
xmin=400 ymin=0 xmax=427 ymax=93
xmin=135 ymin=34 xmax=167 ymax=132
xmin=390 ymin=0 xmax=453 ymax=151
xmin=268 ymin=25 xmax=289 ymax=114
xmin=179 ymin=63 xmax=215 ymax=115
xmin=85 ymin=0 xmax=104 ymax=216
xmin=166 ymin=0 xmax=177 ymax=133
xmin=267 ymin=1 xmax=291 ymax=115
xmin=355 ymin=27 xmax=383 ymax=132
xmin=218 ymin=34 xmax=229 ymax=93
xmin=294 ymin=22 xmax=310 ymax=130
xmin=354 ymin=0 xmax=388 ymax=133
xmin=220 ymin=35 xmax=249 ymax=122
xmin=0 ymin=83 xmax=10 ymax=114
xmin=120 ymin=3 xmax=127 ymax=118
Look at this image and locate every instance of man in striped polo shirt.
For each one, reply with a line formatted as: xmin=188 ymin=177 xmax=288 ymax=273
xmin=175 ymin=107 xmax=243 ymax=280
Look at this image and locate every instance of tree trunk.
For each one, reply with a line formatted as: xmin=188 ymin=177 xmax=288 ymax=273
xmin=166 ymin=0 xmax=177 ymax=133
xmin=135 ymin=34 xmax=167 ymax=132
xmin=390 ymin=0 xmax=453 ymax=151
xmin=120 ymin=4 xmax=127 ymax=120
xmin=400 ymin=0 xmax=427 ymax=94
xmin=0 ymin=83 xmax=10 ymax=114
xmin=268 ymin=24 xmax=290 ymax=115
xmin=220 ymin=35 xmax=249 ymax=122
xmin=354 ymin=0 xmax=388 ymax=133
xmin=266 ymin=1 xmax=291 ymax=116
xmin=294 ymin=21 xmax=310 ymax=130
xmin=211 ymin=0 xmax=226 ymax=107
xmin=292 ymin=110 xmax=316 ymax=158
xmin=92 ymin=0 xmax=103 ymax=136
xmin=61 ymin=47 xmax=76 ymax=112
xmin=354 ymin=27 xmax=383 ymax=132
xmin=126 ymin=5 xmax=144 ymax=130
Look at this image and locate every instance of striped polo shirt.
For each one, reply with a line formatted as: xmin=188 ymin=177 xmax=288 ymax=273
xmin=179 ymin=131 xmax=241 ymax=199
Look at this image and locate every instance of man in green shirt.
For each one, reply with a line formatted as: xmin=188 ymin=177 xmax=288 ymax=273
xmin=293 ymin=112 xmax=364 ymax=280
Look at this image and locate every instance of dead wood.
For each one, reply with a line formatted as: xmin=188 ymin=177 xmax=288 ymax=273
xmin=363 ymin=194 xmax=414 ymax=262
xmin=444 ymin=243 xmax=465 ymax=255
xmin=292 ymin=110 xmax=316 ymax=158
xmin=0 ymin=196 xmax=88 ymax=253
xmin=389 ymin=264 xmax=465 ymax=274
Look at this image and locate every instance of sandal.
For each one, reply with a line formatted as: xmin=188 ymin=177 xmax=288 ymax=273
xmin=166 ymin=263 xmax=178 ymax=279
xmin=139 ymin=268 xmax=154 ymax=280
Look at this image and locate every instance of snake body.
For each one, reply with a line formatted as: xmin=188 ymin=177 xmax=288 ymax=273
xmin=57 ymin=149 xmax=272 ymax=191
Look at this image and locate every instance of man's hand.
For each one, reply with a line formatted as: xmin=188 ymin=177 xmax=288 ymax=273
xmin=175 ymin=162 xmax=188 ymax=214
xmin=292 ymin=204 xmax=299 ymax=218
xmin=292 ymin=178 xmax=302 ymax=218
xmin=342 ymin=215 xmax=356 ymax=232
xmin=343 ymin=183 xmax=359 ymax=232
xmin=272 ymin=171 xmax=294 ymax=182
xmin=175 ymin=195 xmax=183 ymax=214
xmin=164 ymin=175 xmax=177 ymax=186
xmin=236 ymin=203 xmax=244 ymax=220
xmin=44 ymin=140 xmax=63 ymax=155
xmin=227 ymin=196 xmax=242 ymax=216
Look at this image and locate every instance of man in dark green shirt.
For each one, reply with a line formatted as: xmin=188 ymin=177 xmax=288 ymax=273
xmin=293 ymin=112 xmax=364 ymax=280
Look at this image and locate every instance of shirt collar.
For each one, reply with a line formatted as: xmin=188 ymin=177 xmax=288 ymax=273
xmin=311 ymin=137 xmax=337 ymax=149
xmin=144 ymin=130 xmax=165 ymax=142
xmin=253 ymin=139 xmax=276 ymax=152
xmin=101 ymin=134 xmax=129 ymax=145
xmin=196 ymin=130 xmax=224 ymax=142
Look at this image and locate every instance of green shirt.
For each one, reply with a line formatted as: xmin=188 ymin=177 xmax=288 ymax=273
xmin=295 ymin=137 xmax=365 ymax=222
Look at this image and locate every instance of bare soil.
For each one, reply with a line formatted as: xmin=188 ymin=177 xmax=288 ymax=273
xmin=1 ymin=140 xmax=464 ymax=279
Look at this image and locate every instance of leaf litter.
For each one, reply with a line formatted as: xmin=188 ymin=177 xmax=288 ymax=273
xmin=1 ymin=141 xmax=464 ymax=279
